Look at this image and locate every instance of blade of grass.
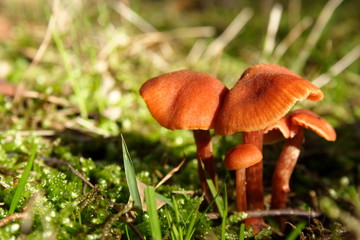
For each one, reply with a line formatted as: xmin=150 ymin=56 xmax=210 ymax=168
xmin=202 ymin=8 xmax=253 ymax=60
xmin=145 ymin=186 xmax=162 ymax=240
xmin=202 ymin=161 xmax=225 ymax=217
xmin=182 ymin=191 xmax=218 ymax=240
xmin=169 ymin=196 xmax=184 ymax=240
xmin=206 ymin=175 xmax=224 ymax=217
xmin=272 ymin=17 xmax=312 ymax=63
xmin=9 ymin=145 xmax=36 ymax=214
xmin=51 ymin=15 xmax=88 ymax=118
xmin=285 ymin=221 xmax=306 ymax=240
xmin=239 ymin=223 xmax=245 ymax=240
xmin=155 ymin=192 xmax=174 ymax=208
xmin=121 ymin=135 xmax=142 ymax=208
xmin=291 ymin=0 xmax=343 ymax=72
xmin=184 ymin=211 xmax=199 ymax=240
xmin=221 ymin=184 xmax=228 ymax=240
xmin=263 ymin=3 xmax=283 ymax=58
xmin=312 ymin=44 xmax=360 ymax=87
xmin=125 ymin=224 xmax=130 ymax=239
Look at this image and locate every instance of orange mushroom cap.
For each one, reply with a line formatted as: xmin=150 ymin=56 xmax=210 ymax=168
xmin=215 ymin=64 xmax=323 ymax=135
xmin=263 ymin=116 xmax=292 ymax=144
xmin=140 ymin=70 xmax=228 ymax=130
xmin=240 ymin=63 xmax=302 ymax=80
xmin=289 ymin=109 xmax=337 ymax=141
xmin=224 ymin=144 xmax=263 ymax=170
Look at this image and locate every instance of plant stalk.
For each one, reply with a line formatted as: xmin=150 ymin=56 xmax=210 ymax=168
xmin=242 ymin=131 xmax=264 ymax=232
xmin=271 ymin=129 xmax=304 ymax=209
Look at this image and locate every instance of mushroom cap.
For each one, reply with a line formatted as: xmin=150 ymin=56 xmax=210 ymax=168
xmin=140 ymin=70 xmax=228 ymax=130
xmin=263 ymin=116 xmax=291 ymax=144
xmin=214 ymin=64 xmax=323 ymax=135
xmin=240 ymin=63 xmax=302 ymax=79
xmin=224 ymin=144 xmax=262 ymax=170
xmin=289 ymin=109 xmax=337 ymax=141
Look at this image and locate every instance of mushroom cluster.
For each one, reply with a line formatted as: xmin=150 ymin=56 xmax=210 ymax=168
xmin=139 ymin=64 xmax=336 ymax=233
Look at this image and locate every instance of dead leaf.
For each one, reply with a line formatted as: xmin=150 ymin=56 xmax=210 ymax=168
xmin=136 ymin=180 xmax=166 ymax=211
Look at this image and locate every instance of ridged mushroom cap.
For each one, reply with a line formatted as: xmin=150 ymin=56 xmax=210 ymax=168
xmin=140 ymin=70 xmax=228 ymax=130
xmin=240 ymin=63 xmax=301 ymax=79
xmin=215 ymin=64 xmax=323 ymax=135
xmin=289 ymin=109 xmax=337 ymax=141
xmin=263 ymin=117 xmax=291 ymax=144
xmin=224 ymin=144 xmax=263 ymax=170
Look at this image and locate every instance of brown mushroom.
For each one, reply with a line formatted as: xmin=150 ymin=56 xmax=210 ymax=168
xmin=270 ymin=109 xmax=336 ymax=210
xmin=224 ymin=144 xmax=262 ymax=212
xmin=140 ymin=70 xmax=228 ymax=202
xmin=214 ymin=63 xmax=323 ymax=230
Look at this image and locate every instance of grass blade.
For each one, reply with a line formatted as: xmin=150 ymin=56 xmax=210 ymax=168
xmin=291 ymin=0 xmax=343 ymax=72
xmin=221 ymin=184 xmax=228 ymax=240
xmin=121 ymin=135 xmax=142 ymax=208
xmin=239 ymin=223 xmax=245 ymax=240
xmin=9 ymin=145 xmax=36 ymax=214
xmin=51 ymin=19 xmax=88 ymax=118
xmin=145 ymin=186 xmax=162 ymax=240
xmin=206 ymin=176 xmax=224 ymax=217
xmin=155 ymin=192 xmax=174 ymax=208
xmin=263 ymin=3 xmax=283 ymax=57
xmin=285 ymin=221 xmax=306 ymax=240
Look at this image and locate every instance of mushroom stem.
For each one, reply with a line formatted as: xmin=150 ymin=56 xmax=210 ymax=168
xmin=193 ymin=130 xmax=216 ymax=202
xmin=271 ymin=128 xmax=304 ymax=210
xmin=243 ymin=131 xmax=264 ymax=210
xmin=235 ymin=169 xmax=247 ymax=211
xmin=242 ymin=131 xmax=264 ymax=232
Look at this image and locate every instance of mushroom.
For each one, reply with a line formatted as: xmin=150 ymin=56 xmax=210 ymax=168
xmin=224 ymin=144 xmax=262 ymax=212
xmin=140 ymin=70 xmax=228 ymax=202
xmin=214 ymin=63 xmax=323 ymax=230
xmin=268 ymin=109 xmax=336 ymax=210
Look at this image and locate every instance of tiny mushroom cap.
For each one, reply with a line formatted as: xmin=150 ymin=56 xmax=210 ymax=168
xmin=214 ymin=64 xmax=324 ymax=135
xmin=224 ymin=144 xmax=263 ymax=170
xmin=140 ymin=70 xmax=228 ymax=130
xmin=289 ymin=109 xmax=337 ymax=141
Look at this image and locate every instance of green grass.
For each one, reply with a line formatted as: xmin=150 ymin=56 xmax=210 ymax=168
xmin=8 ymin=143 xmax=36 ymax=214
xmin=121 ymin=135 xmax=142 ymax=208
xmin=145 ymin=186 xmax=162 ymax=240
xmin=0 ymin=0 xmax=359 ymax=239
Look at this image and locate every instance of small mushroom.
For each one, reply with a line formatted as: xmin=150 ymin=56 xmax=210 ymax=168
xmin=224 ymin=144 xmax=262 ymax=212
xmin=140 ymin=70 xmax=228 ymax=202
xmin=215 ymin=63 xmax=323 ymax=230
xmin=269 ymin=109 xmax=336 ymax=210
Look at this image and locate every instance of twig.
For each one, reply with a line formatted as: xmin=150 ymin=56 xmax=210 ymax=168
xmin=41 ymin=157 xmax=94 ymax=188
xmin=0 ymin=212 xmax=28 ymax=227
xmin=246 ymin=209 xmax=321 ymax=218
xmin=0 ymin=81 xmax=73 ymax=107
xmin=127 ymin=222 xmax=145 ymax=240
xmin=206 ymin=209 xmax=321 ymax=220
xmin=0 ymin=130 xmax=56 ymax=137
xmin=155 ymin=158 xmax=186 ymax=189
